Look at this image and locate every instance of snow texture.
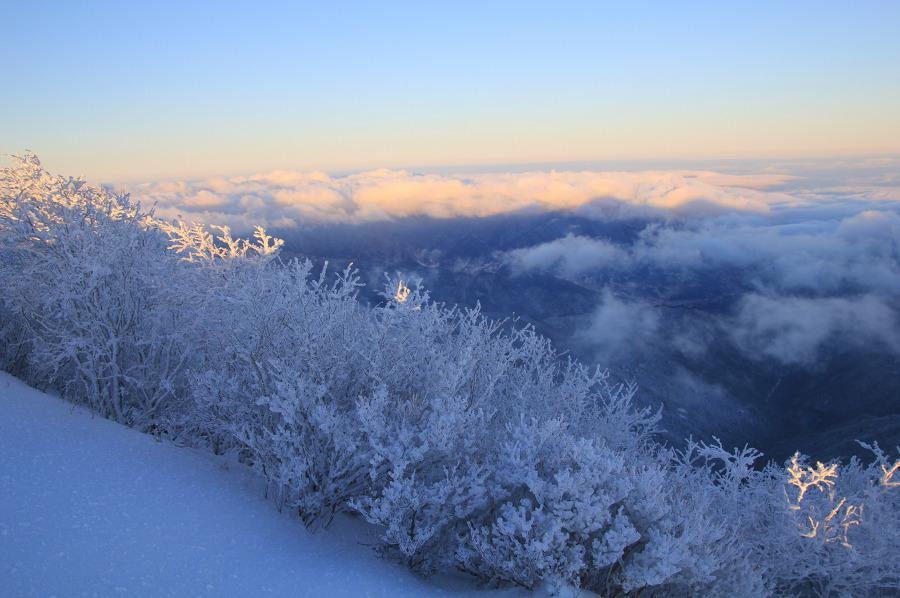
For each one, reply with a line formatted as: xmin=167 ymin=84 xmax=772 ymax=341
xmin=0 ymin=372 xmax=524 ymax=597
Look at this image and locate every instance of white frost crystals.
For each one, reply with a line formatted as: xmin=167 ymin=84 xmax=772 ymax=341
xmin=1 ymin=154 xmax=899 ymax=597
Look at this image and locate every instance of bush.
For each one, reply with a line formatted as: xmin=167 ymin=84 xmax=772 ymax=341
xmin=0 ymin=155 xmax=191 ymax=429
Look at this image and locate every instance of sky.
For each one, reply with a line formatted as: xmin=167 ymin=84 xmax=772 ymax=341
xmin=3 ymin=1 xmax=900 ymax=182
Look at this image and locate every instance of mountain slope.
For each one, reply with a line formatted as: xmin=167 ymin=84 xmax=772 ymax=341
xmin=0 ymin=373 xmax=521 ymax=598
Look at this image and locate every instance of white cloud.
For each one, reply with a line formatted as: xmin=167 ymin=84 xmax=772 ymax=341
xmin=496 ymin=170 xmax=900 ymax=373
xmin=130 ymin=168 xmax=799 ymax=230
xmin=629 ymin=208 xmax=900 ymax=295
xmin=506 ymin=234 xmax=630 ymax=277
xmin=730 ymin=294 xmax=900 ymax=366
xmin=129 ymin=162 xmax=900 ymax=373
xmin=836 ymin=209 xmax=900 ymax=243
xmin=575 ymin=291 xmax=661 ymax=363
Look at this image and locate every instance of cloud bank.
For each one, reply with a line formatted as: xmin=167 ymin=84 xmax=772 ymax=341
xmin=731 ymin=294 xmax=900 ymax=366
xmin=493 ymin=163 xmax=900 ymax=369
xmin=130 ymin=161 xmax=900 ymax=370
xmin=575 ymin=291 xmax=661 ymax=363
xmin=506 ymin=234 xmax=630 ymax=277
xmin=131 ymin=169 xmax=800 ymax=230
xmin=509 ymin=207 xmax=900 ymax=296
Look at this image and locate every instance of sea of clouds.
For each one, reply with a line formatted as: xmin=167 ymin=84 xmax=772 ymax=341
xmin=132 ymin=168 xmax=797 ymax=228
xmin=130 ymin=158 xmax=900 ymax=372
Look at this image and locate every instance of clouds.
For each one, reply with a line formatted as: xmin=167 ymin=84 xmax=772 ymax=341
xmin=631 ymin=209 xmax=900 ymax=295
xmin=118 ymin=159 xmax=900 ymax=452
xmin=506 ymin=234 xmax=630 ymax=277
xmin=573 ymin=288 xmax=900 ymax=370
xmin=131 ymin=168 xmax=798 ymax=231
xmin=575 ymin=291 xmax=661 ymax=363
xmin=501 ymin=170 xmax=900 ymax=371
xmin=507 ymin=206 xmax=900 ymax=297
xmin=836 ymin=209 xmax=900 ymax=243
xmin=132 ymin=161 xmax=900 ymax=371
xmin=730 ymin=294 xmax=900 ymax=366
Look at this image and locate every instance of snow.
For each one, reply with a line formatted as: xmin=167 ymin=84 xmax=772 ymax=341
xmin=0 ymin=373 xmax=525 ymax=597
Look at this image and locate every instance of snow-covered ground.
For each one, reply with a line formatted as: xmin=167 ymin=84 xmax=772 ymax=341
xmin=0 ymin=373 xmax=525 ymax=597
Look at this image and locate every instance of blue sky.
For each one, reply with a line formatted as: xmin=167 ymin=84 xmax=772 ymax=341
xmin=3 ymin=1 xmax=899 ymax=181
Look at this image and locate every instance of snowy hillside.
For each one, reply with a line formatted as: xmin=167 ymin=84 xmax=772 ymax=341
xmin=0 ymin=372 xmax=523 ymax=597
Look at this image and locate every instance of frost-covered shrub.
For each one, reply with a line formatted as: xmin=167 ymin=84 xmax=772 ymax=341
xmin=350 ymin=281 xmax=506 ymax=567
xmin=456 ymin=425 xmax=769 ymax=597
xmin=349 ymin=278 xmax=665 ymax=576
xmin=0 ymin=155 xmax=192 ymax=429
xmin=763 ymin=444 xmax=900 ymax=596
xmin=674 ymin=439 xmax=900 ymax=597
xmin=183 ymin=259 xmax=375 ymax=524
